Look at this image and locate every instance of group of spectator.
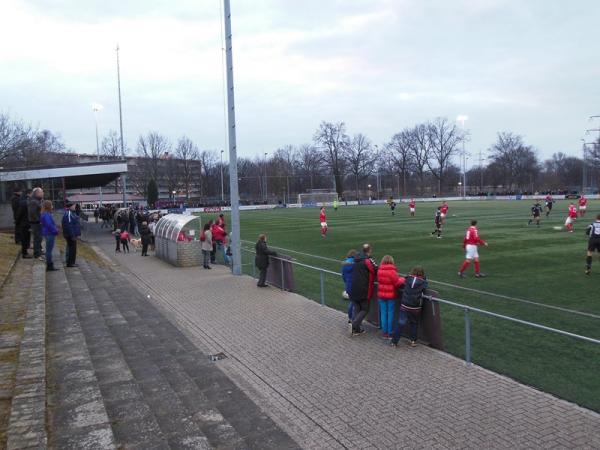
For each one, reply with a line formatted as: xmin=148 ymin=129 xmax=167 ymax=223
xmin=11 ymin=187 xmax=82 ymax=271
xmin=342 ymin=243 xmax=428 ymax=347
xmin=200 ymin=214 xmax=230 ymax=269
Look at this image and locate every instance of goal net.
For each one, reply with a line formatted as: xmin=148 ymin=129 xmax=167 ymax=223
xmin=297 ymin=190 xmax=338 ymax=206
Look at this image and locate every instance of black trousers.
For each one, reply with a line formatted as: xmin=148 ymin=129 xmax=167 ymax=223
xmin=20 ymin=226 xmax=31 ymax=256
xmin=66 ymin=237 xmax=77 ymax=266
xmin=351 ymin=298 xmax=369 ymax=331
xmin=31 ymin=223 xmax=42 ymax=257
xmin=141 ymin=242 xmax=149 ymax=256
xmin=14 ymin=222 xmax=21 ymax=244
xmin=257 ymin=267 xmax=268 ymax=286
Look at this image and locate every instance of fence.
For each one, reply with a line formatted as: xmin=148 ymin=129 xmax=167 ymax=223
xmin=240 ymin=246 xmax=600 ymax=412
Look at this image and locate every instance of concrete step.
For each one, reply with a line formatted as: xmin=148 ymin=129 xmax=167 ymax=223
xmin=46 ymin=263 xmax=117 ymax=449
xmin=88 ymin=262 xmax=297 ymax=450
xmin=77 ymin=260 xmax=245 ymax=449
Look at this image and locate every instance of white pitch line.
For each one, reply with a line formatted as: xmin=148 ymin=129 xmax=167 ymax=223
xmin=240 ymin=240 xmax=600 ymax=320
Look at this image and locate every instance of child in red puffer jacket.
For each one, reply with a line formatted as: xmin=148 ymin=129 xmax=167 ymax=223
xmin=377 ymin=255 xmax=405 ymax=339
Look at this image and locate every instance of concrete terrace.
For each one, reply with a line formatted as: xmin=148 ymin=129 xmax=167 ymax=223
xmin=83 ymin=225 xmax=600 ymax=450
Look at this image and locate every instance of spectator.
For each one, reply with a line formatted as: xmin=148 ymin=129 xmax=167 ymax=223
xmin=391 ymin=266 xmax=428 ymax=347
xmin=148 ymin=220 xmax=156 ymax=251
xmin=139 ymin=221 xmax=151 ymax=256
xmin=94 ymin=207 xmax=99 ymax=223
xmin=62 ymin=202 xmax=81 ymax=268
xmin=28 ymin=187 xmax=44 ymax=259
xmin=41 ymin=200 xmax=59 ymax=271
xmin=211 ymin=222 xmax=227 ymax=264
xmin=216 ymin=213 xmax=226 ymax=230
xmin=349 ymin=243 xmax=378 ymax=336
xmin=11 ymin=188 xmax=22 ymax=245
xmin=120 ymin=229 xmax=130 ymax=253
xmin=113 ymin=228 xmax=122 ymax=252
xmin=200 ymin=223 xmax=213 ymax=269
xmin=16 ymin=189 xmax=32 ymax=259
xmin=376 ymin=255 xmax=405 ymax=339
xmin=341 ymin=249 xmax=356 ymax=324
xmin=255 ymin=234 xmax=277 ymax=287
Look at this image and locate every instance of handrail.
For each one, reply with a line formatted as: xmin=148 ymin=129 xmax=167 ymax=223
xmin=241 ymin=246 xmax=600 ymax=358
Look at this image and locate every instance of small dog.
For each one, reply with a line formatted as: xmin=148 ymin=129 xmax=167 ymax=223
xmin=130 ymin=238 xmax=142 ymax=252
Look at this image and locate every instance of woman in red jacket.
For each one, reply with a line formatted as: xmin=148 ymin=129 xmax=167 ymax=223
xmin=377 ymin=255 xmax=405 ymax=339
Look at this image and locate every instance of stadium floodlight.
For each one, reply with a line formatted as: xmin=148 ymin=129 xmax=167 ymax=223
xmin=456 ymin=115 xmax=469 ymax=199
xmin=92 ymin=103 xmax=104 ymax=206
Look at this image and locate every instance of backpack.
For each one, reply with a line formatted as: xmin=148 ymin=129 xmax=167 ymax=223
xmin=200 ymin=230 xmax=206 ymax=242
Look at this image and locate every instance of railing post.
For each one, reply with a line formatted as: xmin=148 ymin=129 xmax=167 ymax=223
xmin=319 ymin=271 xmax=325 ymax=306
xmin=280 ymin=258 xmax=285 ymax=291
xmin=464 ymin=308 xmax=471 ymax=365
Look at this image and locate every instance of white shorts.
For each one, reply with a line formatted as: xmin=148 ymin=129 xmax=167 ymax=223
xmin=580 ymin=206 xmax=586 ymax=211
xmin=465 ymin=244 xmax=479 ymax=260
xmin=321 ymin=222 xmax=327 ymax=228
xmin=565 ymin=217 xmax=575 ymax=226
xmin=441 ymin=213 xmax=446 ymax=219
xmin=410 ymin=208 xmax=415 ymax=213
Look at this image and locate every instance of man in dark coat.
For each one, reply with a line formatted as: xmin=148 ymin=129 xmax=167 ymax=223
xmin=28 ymin=187 xmax=44 ymax=258
xmin=62 ymin=203 xmax=81 ymax=267
xmin=15 ymin=189 xmax=32 ymax=258
xmin=255 ymin=234 xmax=277 ymax=287
xmin=349 ymin=243 xmax=378 ymax=335
xmin=139 ymin=221 xmax=151 ymax=256
xmin=11 ymin=188 xmax=22 ymax=244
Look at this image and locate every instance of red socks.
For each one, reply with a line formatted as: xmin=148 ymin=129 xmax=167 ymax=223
xmin=459 ymin=260 xmax=470 ymax=273
xmin=474 ymin=261 xmax=480 ymax=274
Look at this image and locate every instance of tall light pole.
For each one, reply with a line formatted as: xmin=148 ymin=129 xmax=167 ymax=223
xmin=457 ymin=115 xmax=469 ymax=199
xmin=116 ymin=44 xmax=128 ymax=206
xmin=264 ymin=152 xmax=268 ymax=202
xmin=92 ymin=103 xmax=104 ymax=206
xmin=223 ymin=0 xmax=241 ymax=275
xmin=220 ymin=149 xmax=225 ymax=202
xmin=374 ymin=144 xmax=380 ymax=199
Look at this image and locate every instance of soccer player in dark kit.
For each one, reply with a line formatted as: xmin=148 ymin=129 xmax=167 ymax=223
xmin=585 ymin=214 xmax=600 ymax=275
xmin=528 ymin=202 xmax=543 ymax=227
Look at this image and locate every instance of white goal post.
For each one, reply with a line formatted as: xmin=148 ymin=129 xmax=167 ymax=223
xmin=297 ymin=190 xmax=338 ymax=206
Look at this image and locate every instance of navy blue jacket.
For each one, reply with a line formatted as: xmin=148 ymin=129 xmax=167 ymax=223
xmin=62 ymin=210 xmax=81 ymax=239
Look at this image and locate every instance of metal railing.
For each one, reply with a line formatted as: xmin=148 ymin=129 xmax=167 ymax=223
xmin=241 ymin=246 xmax=600 ymax=365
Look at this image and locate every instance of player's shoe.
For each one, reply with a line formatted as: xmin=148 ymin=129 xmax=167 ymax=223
xmin=585 ymin=268 xmax=591 ymax=275
xmin=458 ymin=272 xmax=466 ymax=278
xmin=475 ymin=273 xmax=486 ymax=278
xmin=351 ymin=328 xmax=366 ymax=337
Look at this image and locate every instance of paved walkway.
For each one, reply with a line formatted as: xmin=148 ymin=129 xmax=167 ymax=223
xmin=87 ymin=227 xmax=600 ymax=449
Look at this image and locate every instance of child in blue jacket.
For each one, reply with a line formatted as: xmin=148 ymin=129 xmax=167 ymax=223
xmin=342 ymin=249 xmax=356 ymax=323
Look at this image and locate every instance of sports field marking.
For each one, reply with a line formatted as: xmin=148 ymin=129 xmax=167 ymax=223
xmin=240 ymin=240 xmax=600 ymax=320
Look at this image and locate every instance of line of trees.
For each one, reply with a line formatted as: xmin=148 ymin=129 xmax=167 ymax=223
xmin=2 ymin=112 xmax=600 ymax=203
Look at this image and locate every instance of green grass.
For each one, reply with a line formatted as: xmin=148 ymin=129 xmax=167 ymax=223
xmin=200 ymin=200 xmax=600 ymax=412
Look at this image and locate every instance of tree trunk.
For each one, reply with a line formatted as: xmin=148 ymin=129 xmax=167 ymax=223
xmin=355 ymin=175 xmax=359 ymax=202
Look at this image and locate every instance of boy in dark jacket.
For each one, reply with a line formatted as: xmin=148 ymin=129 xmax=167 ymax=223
xmin=139 ymin=222 xmax=151 ymax=256
xmin=349 ymin=243 xmax=378 ymax=336
xmin=391 ymin=266 xmax=428 ymax=347
xmin=255 ymin=234 xmax=277 ymax=287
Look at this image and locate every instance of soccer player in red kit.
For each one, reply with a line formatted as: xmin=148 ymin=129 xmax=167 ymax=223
xmin=565 ymin=203 xmax=577 ymax=232
xmin=408 ymin=199 xmax=416 ymax=217
xmin=578 ymin=195 xmax=587 ymax=217
xmin=458 ymin=220 xmax=488 ymax=278
xmin=440 ymin=201 xmax=449 ymax=224
xmin=320 ymin=206 xmax=328 ymax=237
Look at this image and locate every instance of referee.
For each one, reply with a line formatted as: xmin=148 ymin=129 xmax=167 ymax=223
xmin=585 ymin=213 xmax=600 ymax=275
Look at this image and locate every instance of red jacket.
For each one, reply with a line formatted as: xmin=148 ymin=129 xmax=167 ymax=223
xmin=376 ymin=263 xmax=405 ymax=300
xmin=211 ymin=224 xmax=226 ymax=242
xmin=463 ymin=226 xmax=486 ymax=247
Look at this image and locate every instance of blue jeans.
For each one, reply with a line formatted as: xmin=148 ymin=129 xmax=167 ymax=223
xmin=392 ymin=309 xmax=420 ymax=344
xmin=378 ymin=299 xmax=395 ymax=334
xmin=347 ymin=301 xmax=355 ymax=321
xmin=45 ymin=235 xmax=55 ymax=266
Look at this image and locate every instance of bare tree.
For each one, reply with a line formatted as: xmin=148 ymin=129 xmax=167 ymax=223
xmin=101 ymin=130 xmax=122 ymax=158
xmin=411 ymin=124 xmax=432 ymax=194
xmin=427 ymin=117 xmax=462 ymax=194
xmin=296 ymin=144 xmax=322 ymax=191
xmin=386 ymin=130 xmax=414 ymax=197
xmin=175 ymin=136 xmax=200 ymax=199
xmin=137 ymin=132 xmax=170 ymax=182
xmin=346 ymin=133 xmax=376 ymax=200
xmin=488 ymin=132 xmax=540 ymax=191
xmin=313 ymin=121 xmax=348 ymax=197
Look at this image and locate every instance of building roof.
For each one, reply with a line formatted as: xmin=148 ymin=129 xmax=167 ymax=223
xmin=0 ymin=161 xmax=128 ymax=189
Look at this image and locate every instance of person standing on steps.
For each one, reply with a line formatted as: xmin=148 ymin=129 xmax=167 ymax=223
xmin=41 ymin=200 xmax=59 ymax=271
xmin=200 ymin=223 xmax=213 ymax=269
xmin=349 ymin=243 xmax=378 ymax=336
xmin=11 ymin=188 xmax=22 ymax=245
xmin=16 ymin=189 xmax=32 ymax=259
xmin=28 ymin=187 xmax=44 ymax=259
xmin=62 ymin=202 xmax=81 ymax=267
xmin=255 ymin=234 xmax=277 ymax=287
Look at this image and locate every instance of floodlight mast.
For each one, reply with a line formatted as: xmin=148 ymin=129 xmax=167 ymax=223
xmin=223 ymin=0 xmax=242 ymax=276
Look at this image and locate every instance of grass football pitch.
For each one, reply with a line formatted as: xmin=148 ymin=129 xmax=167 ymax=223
xmin=204 ymin=200 xmax=600 ymax=411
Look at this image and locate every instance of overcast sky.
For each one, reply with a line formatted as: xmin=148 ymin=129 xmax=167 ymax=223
xmin=2 ymin=0 xmax=600 ymax=168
